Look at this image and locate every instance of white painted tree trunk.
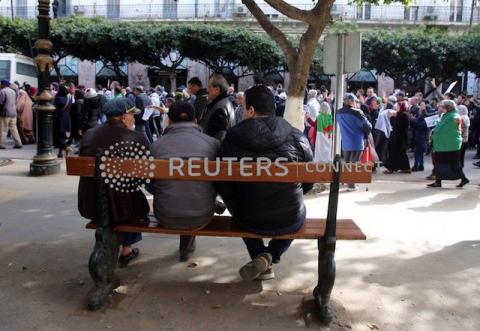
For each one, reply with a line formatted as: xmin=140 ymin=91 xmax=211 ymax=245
xmin=283 ymin=95 xmax=305 ymax=132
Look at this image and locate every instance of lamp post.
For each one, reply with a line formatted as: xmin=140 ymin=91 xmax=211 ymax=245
xmin=29 ymin=0 xmax=60 ymax=176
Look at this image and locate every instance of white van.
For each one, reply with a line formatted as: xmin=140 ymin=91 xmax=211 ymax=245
xmin=0 ymin=53 xmax=37 ymax=88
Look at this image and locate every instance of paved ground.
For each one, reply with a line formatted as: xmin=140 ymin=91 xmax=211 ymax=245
xmin=1 ymin=143 xmax=480 ymax=331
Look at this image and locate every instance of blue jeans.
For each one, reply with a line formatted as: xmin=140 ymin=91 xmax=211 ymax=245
xmin=414 ymin=141 xmax=427 ymax=167
xmin=240 ymin=205 xmax=306 ymax=264
xmin=414 ymin=151 xmax=424 ymax=167
xmin=122 ymin=232 xmax=142 ymax=246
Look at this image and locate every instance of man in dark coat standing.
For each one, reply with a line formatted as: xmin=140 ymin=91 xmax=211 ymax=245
xmin=200 ymin=74 xmax=235 ymax=141
xmin=187 ymin=76 xmax=208 ymax=121
xmin=133 ymin=86 xmax=153 ymax=143
xmin=218 ymin=85 xmax=313 ymax=281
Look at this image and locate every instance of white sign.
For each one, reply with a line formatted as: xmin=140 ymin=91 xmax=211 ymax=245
xmin=425 ymin=115 xmax=440 ymax=128
xmin=142 ymin=107 xmax=154 ymax=121
xmin=323 ymin=32 xmax=362 ymax=75
xmin=445 ymin=81 xmax=457 ymax=94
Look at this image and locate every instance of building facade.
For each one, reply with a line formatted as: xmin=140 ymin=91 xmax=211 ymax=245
xmin=1 ymin=1 xmax=479 ymax=94
xmin=1 ymin=1 xmax=479 ymax=25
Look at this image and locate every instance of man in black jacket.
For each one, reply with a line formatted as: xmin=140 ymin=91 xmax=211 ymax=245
xmin=200 ymin=74 xmax=235 ymax=141
xmin=187 ymin=76 xmax=208 ymax=121
xmin=218 ymin=85 xmax=313 ymax=281
xmin=133 ymin=86 xmax=153 ymax=143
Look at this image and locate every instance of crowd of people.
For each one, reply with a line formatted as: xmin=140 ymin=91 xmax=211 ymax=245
xmin=2 ymin=72 xmax=479 ymax=284
xmin=301 ymin=85 xmax=480 ymax=189
xmin=77 ymin=75 xmax=311 ymax=284
xmin=0 ymin=79 xmax=37 ymax=149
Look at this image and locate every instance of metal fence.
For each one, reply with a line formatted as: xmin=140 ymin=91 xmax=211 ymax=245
xmin=1 ymin=3 xmax=479 ymax=25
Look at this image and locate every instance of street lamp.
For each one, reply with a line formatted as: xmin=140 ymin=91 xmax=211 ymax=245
xmin=29 ymin=0 xmax=60 ymax=176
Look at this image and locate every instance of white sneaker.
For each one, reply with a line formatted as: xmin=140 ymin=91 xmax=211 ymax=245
xmin=239 ymin=253 xmax=272 ymax=282
xmin=347 ymin=185 xmax=359 ymax=192
xmin=255 ymin=267 xmax=275 ymax=281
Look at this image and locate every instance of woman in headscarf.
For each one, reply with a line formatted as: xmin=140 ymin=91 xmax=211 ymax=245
xmin=16 ymin=89 xmax=35 ymax=144
xmin=427 ymin=100 xmax=469 ymax=188
xmin=458 ymin=105 xmax=470 ymax=169
xmin=306 ymin=101 xmax=334 ymax=163
xmin=374 ymin=98 xmax=395 ymax=164
xmin=383 ymin=102 xmax=411 ymax=173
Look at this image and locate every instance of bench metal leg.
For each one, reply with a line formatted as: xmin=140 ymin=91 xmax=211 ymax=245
xmin=87 ymin=227 xmax=123 ymax=311
xmin=86 ymin=150 xmax=123 ymax=310
xmin=313 ymin=237 xmax=336 ymax=322
xmin=313 ymin=156 xmax=340 ymax=322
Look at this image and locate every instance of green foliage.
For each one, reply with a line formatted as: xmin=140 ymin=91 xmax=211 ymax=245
xmin=0 ymin=17 xmax=35 ymax=55
xmin=0 ymin=17 xmax=282 ymax=79
xmin=362 ymin=29 xmax=478 ymax=91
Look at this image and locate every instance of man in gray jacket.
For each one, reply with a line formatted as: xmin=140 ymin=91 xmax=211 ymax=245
xmin=150 ymin=101 xmax=220 ymax=261
xmin=0 ymin=80 xmax=22 ymax=149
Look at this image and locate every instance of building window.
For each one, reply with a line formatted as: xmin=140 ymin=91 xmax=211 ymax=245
xmin=164 ymin=0 xmax=177 ymax=19
xmin=107 ymin=0 xmax=120 ymax=19
xmin=57 ymin=0 xmax=71 ymax=17
xmin=16 ymin=0 xmax=28 ymax=19
xmin=16 ymin=62 xmax=38 ymax=77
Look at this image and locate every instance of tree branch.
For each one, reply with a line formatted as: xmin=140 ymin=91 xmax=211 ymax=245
xmin=242 ymin=0 xmax=297 ymax=65
xmin=311 ymin=0 xmax=334 ymax=26
xmin=263 ymin=0 xmax=313 ymax=23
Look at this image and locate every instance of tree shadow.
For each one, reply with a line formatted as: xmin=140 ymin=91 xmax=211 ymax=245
xmin=409 ymin=191 xmax=480 ymax=212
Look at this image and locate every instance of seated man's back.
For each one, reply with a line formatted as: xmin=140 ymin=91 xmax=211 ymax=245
xmin=150 ymin=101 xmax=220 ymax=230
xmin=218 ymin=85 xmax=313 ymax=281
xmin=220 ymin=115 xmax=312 ymax=233
xmin=79 ymin=98 xmax=150 ymax=224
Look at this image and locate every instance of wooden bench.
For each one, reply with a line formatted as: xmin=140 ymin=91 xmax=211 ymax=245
xmin=66 ymin=154 xmax=371 ymax=322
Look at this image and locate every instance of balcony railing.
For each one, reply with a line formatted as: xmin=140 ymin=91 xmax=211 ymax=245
xmin=0 ymin=3 xmax=479 ymax=25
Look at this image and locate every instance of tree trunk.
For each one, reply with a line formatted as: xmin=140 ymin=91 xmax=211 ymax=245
xmin=283 ymin=26 xmax=324 ymax=131
xmin=240 ymin=0 xmax=333 ymax=130
xmin=283 ymin=66 xmax=308 ymax=131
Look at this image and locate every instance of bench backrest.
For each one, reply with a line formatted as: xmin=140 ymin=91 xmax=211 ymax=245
xmin=66 ymin=156 xmax=373 ymax=184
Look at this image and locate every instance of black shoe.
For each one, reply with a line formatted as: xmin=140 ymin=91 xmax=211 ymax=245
xmin=179 ymin=236 xmax=196 ymax=262
xmin=214 ymin=200 xmax=227 ymax=215
xmin=474 ymin=162 xmax=480 ymax=168
xmin=179 ymin=251 xmax=193 ymax=262
xmin=412 ymin=165 xmax=419 ymax=172
xmin=13 ymin=145 xmax=22 ymax=149
xmin=456 ymin=178 xmax=470 ymax=188
xmin=118 ymin=248 xmax=139 ymax=268
xmin=427 ymin=182 xmax=442 ymax=188
xmin=418 ymin=165 xmax=424 ymax=171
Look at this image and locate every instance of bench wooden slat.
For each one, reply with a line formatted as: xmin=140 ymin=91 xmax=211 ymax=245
xmin=85 ymin=216 xmax=366 ymax=240
xmin=66 ymin=156 xmax=373 ymax=184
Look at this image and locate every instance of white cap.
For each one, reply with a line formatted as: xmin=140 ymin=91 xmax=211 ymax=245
xmin=85 ymin=88 xmax=98 ymax=99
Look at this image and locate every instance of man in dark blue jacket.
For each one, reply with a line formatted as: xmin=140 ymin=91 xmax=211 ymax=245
xmin=218 ymin=85 xmax=313 ymax=281
xmin=336 ymin=93 xmax=372 ymax=191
